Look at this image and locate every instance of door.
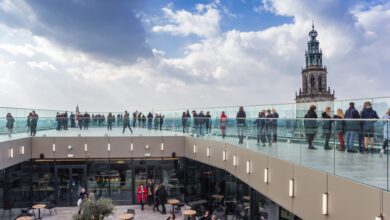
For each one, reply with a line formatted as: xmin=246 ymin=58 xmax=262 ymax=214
xmin=55 ymin=165 xmax=87 ymax=206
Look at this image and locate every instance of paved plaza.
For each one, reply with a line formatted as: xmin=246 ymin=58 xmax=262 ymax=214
xmin=1 ymin=205 xmax=180 ymax=220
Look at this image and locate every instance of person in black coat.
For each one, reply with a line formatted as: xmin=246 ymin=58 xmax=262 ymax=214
xmin=159 ymin=115 xmax=164 ymax=131
xmin=181 ymin=112 xmax=187 ymax=133
xmin=6 ymin=113 xmax=15 ymax=138
xmin=30 ymin=111 xmax=39 ymax=136
xmin=147 ymin=112 xmax=153 ymax=130
xmin=158 ymin=184 xmax=167 ymax=214
xmin=322 ymin=107 xmax=333 ymax=150
xmin=122 ymin=111 xmax=133 ymax=134
xmin=304 ymin=105 xmax=318 ymax=149
xmin=344 ymin=102 xmax=360 ymax=153
xmin=254 ymin=111 xmax=266 ymax=146
xmin=236 ymin=106 xmax=246 ymax=144
xmin=70 ymin=112 xmax=76 ymax=128
xmin=107 ymin=113 xmax=114 ymax=130
xmin=271 ymin=109 xmax=279 ymax=143
xmin=361 ymin=101 xmax=379 ymax=153
xmin=265 ymin=109 xmax=273 ymax=146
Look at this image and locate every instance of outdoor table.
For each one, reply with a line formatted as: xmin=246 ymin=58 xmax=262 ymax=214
xmin=182 ymin=209 xmax=196 ymax=220
xmin=118 ymin=213 xmax=134 ymax=220
xmin=167 ymin=199 xmax=180 ymax=213
xmin=16 ymin=217 xmax=33 ymax=220
xmin=242 ymin=195 xmax=250 ymax=201
xmin=211 ymin=194 xmax=224 ymax=206
xmin=211 ymin=194 xmax=224 ymax=200
xmin=32 ymin=204 xmax=46 ymax=220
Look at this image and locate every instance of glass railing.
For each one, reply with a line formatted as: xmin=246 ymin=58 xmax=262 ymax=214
xmin=1 ymin=115 xmax=388 ymax=191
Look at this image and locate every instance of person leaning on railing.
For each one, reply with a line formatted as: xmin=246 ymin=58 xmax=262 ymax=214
xmin=381 ymin=108 xmax=390 ymax=154
xmin=304 ymin=105 xmax=318 ymax=150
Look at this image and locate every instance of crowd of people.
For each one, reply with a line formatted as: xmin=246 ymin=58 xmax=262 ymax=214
xmin=136 ymin=180 xmax=168 ymax=214
xmin=304 ymin=102 xmax=390 ymax=153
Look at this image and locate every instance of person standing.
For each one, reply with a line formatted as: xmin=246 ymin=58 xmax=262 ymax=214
xmin=181 ymin=112 xmax=187 ymax=133
xmin=56 ymin=112 xmax=61 ymax=130
xmin=361 ymin=101 xmax=379 ymax=153
xmin=265 ymin=110 xmax=273 ymax=146
xmin=159 ymin=115 xmax=164 ymax=131
xmin=107 ymin=112 xmax=114 ymax=130
xmin=142 ymin=115 xmax=147 ymax=128
xmin=153 ymin=184 xmax=160 ymax=212
xmin=154 ymin=114 xmax=159 ymax=130
xmin=137 ymin=184 xmax=148 ymax=211
xmin=26 ymin=112 xmax=32 ymax=134
xmin=322 ymin=107 xmax=333 ymax=150
xmin=192 ymin=111 xmax=199 ymax=137
xmin=84 ymin=112 xmax=90 ymax=130
xmin=344 ymin=102 xmax=360 ymax=153
xmin=122 ymin=111 xmax=133 ymax=134
xmin=146 ymin=179 xmax=154 ymax=206
xmin=254 ymin=111 xmax=266 ymax=146
xmin=147 ymin=112 xmax=153 ymax=130
xmin=271 ymin=109 xmax=279 ymax=143
xmin=6 ymin=113 xmax=15 ymax=138
xmin=70 ymin=112 xmax=76 ymax=128
xmin=304 ymin=105 xmax=318 ymax=149
xmin=219 ymin=111 xmax=227 ymax=139
xmin=185 ymin=110 xmax=191 ymax=133
xmin=236 ymin=106 xmax=246 ymax=144
xmin=30 ymin=111 xmax=39 ymax=136
xmin=133 ymin=111 xmax=138 ymax=127
xmin=198 ymin=111 xmax=205 ymax=136
xmin=381 ymin=108 xmax=390 ymax=154
xmin=78 ymin=112 xmax=84 ymax=130
xmin=64 ymin=111 xmax=69 ymax=130
xmin=334 ymin=109 xmax=346 ymax=151
xmin=158 ymin=184 xmax=167 ymax=215
xmin=205 ymin=111 xmax=212 ymax=134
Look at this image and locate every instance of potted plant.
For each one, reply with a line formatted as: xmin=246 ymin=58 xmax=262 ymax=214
xmin=73 ymin=198 xmax=114 ymax=220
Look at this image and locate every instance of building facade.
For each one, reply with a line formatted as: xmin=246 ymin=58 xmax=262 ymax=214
xmin=295 ymin=24 xmax=335 ymax=103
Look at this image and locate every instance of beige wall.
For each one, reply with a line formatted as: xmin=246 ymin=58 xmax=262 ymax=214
xmin=31 ymin=136 xmax=185 ymax=159
xmin=184 ymin=137 xmax=387 ymax=220
xmin=0 ymin=137 xmax=31 ymax=170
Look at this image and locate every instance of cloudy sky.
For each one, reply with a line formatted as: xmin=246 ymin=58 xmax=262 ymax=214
xmin=0 ymin=0 xmax=389 ymax=112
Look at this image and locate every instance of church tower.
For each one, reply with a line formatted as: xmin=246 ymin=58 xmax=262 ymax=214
xmin=295 ymin=24 xmax=335 ymax=103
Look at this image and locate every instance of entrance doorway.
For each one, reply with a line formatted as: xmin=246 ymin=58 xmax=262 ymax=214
xmin=55 ymin=165 xmax=87 ymax=206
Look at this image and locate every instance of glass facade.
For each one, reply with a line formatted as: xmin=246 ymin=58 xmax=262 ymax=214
xmin=0 ymin=158 xmax=300 ymax=219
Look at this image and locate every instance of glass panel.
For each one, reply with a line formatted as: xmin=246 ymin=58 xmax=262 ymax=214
xmin=56 ymin=168 xmax=70 ymax=206
xmin=32 ymin=162 xmax=55 ymax=204
xmin=109 ymin=160 xmax=133 ymax=205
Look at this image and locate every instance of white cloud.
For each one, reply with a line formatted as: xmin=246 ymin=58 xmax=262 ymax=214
xmin=152 ymin=3 xmax=221 ymax=38
xmin=27 ymin=61 xmax=57 ymax=71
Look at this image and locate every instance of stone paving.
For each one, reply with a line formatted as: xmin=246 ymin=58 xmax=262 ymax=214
xmin=2 ymin=205 xmax=182 ymax=220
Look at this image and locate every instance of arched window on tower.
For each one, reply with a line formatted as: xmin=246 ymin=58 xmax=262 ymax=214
xmin=310 ymin=76 xmax=315 ymax=89
xmin=303 ymin=75 xmax=307 ymax=92
xmin=318 ymin=76 xmax=322 ymax=91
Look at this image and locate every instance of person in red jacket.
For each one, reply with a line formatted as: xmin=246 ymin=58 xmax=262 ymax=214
xmin=220 ymin=112 xmax=227 ymax=138
xmin=137 ymin=184 xmax=148 ymax=211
